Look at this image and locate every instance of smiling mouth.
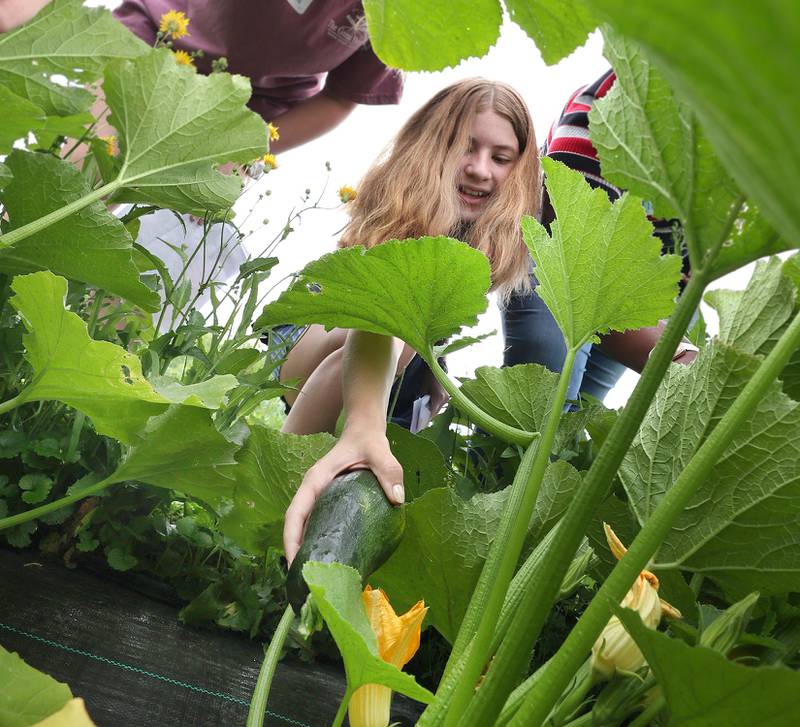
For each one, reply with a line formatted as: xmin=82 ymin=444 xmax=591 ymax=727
xmin=459 ymin=186 xmax=490 ymax=200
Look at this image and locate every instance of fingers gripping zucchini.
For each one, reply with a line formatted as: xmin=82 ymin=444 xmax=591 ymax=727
xmin=287 ymin=470 xmax=405 ymax=613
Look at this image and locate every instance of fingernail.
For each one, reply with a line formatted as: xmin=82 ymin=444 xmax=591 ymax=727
xmin=393 ymin=484 xmax=405 ymax=504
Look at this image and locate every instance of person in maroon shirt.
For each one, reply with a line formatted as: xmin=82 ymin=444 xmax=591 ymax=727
xmin=1 ymin=0 xmax=403 ymax=152
xmin=0 ymin=1 xmax=404 ymax=321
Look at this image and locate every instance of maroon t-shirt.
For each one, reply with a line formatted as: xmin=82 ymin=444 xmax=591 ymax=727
xmin=113 ymin=0 xmax=403 ymax=122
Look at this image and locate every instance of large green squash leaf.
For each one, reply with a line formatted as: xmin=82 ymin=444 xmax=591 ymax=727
xmin=219 ymin=426 xmax=336 ymax=553
xmin=111 ymin=406 xmax=239 ymax=508
xmin=0 ymin=163 xmax=12 ymax=190
xmin=303 ymin=561 xmax=434 ymax=703
xmin=505 ymin=0 xmax=597 ymax=65
xmin=589 ymin=28 xmax=791 ymax=279
xmin=363 ymin=0 xmax=502 ymax=71
xmin=0 ymin=85 xmax=92 ymax=153
xmin=103 ymin=49 xmax=267 ymax=214
xmin=523 ymin=158 xmax=681 ymax=349
xmin=588 ymin=29 xmax=694 ymax=223
xmin=0 ymin=645 xmax=72 ymax=727
xmin=620 ymin=341 xmax=800 ymax=597
xmin=363 ymin=0 xmax=597 ymax=70
xmin=586 ymin=0 xmax=800 ymax=260
xmin=372 ymin=461 xmax=581 ymax=642
xmin=10 ymin=271 xmax=167 ymax=443
xmin=9 ymin=271 xmax=232 ymax=445
xmin=372 ymin=486 xmax=507 ymax=642
xmin=0 ymin=0 xmax=147 ymax=117
xmin=386 ymin=423 xmax=454 ymax=502
xmin=459 ymin=364 xmax=557 ymax=433
xmin=254 ymin=237 xmax=490 ymax=360
xmin=0 ymin=151 xmax=159 ymax=311
xmin=618 ymin=608 xmax=800 ymax=726
xmin=705 ymin=257 xmax=796 ymax=356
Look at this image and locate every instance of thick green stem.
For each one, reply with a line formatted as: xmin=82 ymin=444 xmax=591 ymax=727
xmin=513 ymin=308 xmax=800 ymax=725
xmin=0 ymin=180 xmax=120 ymax=250
xmin=0 ymin=391 xmax=28 ymax=417
xmin=427 ymin=349 xmax=537 ymax=446
xmin=496 ymin=670 xmax=540 ymax=726
xmin=65 ymin=411 xmax=86 ymax=463
xmin=420 ymin=349 xmax=576 ymax=727
xmin=331 ymin=687 xmax=354 ymax=727
xmin=459 ymin=269 xmax=707 ymax=726
xmin=0 ymin=475 xmax=116 ymax=532
xmin=246 ymin=605 xmax=294 ymax=727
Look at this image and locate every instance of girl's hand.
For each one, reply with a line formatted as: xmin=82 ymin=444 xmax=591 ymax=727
xmin=283 ymin=425 xmax=404 ymax=565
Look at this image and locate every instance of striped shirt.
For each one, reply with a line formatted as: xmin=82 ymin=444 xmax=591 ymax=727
xmin=541 ymin=69 xmax=688 ymax=277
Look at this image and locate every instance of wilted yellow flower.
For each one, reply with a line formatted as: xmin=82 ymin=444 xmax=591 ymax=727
xmin=267 ymin=123 xmax=280 ymax=142
xmin=173 ymin=49 xmax=195 ymax=68
xmin=99 ymin=135 xmax=117 ymax=156
xmin=159 ymin=10 xmax=190 ymax=39
xmin=338 ymin=185 xmax=357 ymax=203
xmin=349 ymin=586 xmax=427 ymax=727
xmin=261 ymin=153 xmax=277 ymax=170
xmin=591 ymin=524 xmax=681 ymax=678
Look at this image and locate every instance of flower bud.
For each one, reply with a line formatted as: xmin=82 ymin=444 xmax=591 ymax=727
xmin=699 ymin=591 xmax=759 ymax=656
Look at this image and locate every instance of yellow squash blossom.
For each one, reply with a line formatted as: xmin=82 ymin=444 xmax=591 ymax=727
xmin=338 ymin=185 xmax=357 ymax=203
xmin=267 ymin=123 xmax=280 ymax=142
xmin=173 ymin=49 xmax=195 ymax=68
xmin=159 ymin=10 xmax=190 ymax=39
xmin=261 ymin=153 xmax=277 ymax=170
xmin=591 ymin=523 xmax=681 ymax=678
xmin=349 ymin=585 xmax=427 ymax=727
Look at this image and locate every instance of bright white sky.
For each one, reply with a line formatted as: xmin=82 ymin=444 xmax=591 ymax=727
xmin=94 ymin=1 xmax=758 ymax=408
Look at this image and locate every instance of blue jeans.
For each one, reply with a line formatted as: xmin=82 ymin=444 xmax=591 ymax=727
xmin=501 ymin=290 xmax=626 ymax=403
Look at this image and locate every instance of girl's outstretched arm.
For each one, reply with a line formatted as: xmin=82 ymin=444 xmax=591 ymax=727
xmin=283 ymin=331 xmax=408 ymax=564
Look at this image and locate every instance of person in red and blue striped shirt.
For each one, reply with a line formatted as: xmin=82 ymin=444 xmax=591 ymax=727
xmin=502 ymin=69 xmax=694 ymax=404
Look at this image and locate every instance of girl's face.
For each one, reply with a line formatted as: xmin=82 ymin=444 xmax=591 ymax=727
xmin=456 ymin=108 xmax=520 ymax=223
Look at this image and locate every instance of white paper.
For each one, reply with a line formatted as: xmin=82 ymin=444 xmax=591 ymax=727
xmin=410 ymin=394 xmax=432 ymax=434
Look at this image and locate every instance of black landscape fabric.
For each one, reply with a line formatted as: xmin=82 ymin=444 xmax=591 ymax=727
xmin=0 ymin=548 xmax=423 ymax=726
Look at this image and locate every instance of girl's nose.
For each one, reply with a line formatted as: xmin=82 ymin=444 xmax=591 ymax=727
xmin=466 ymin=153 xmax=491 ymax=180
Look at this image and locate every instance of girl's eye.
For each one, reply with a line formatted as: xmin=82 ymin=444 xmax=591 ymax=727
xmin=494 ymin=156 xmax=512 ymax=164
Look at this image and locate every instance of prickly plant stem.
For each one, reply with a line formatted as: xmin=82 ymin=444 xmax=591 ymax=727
xmin=462 ymin=269 xmax=708 ymax=726
xmin=0 ymin=475 xmax=116 ymax=532
xmin=419 ymin=349 xmax=576 ymax=727
xmin=514 ymin=307 xmax=800 ymax=725
xmin=0 ymin=180 xmax=120 ymax=250
xmin=427 ymin=349 xmax=538 ymax=447
xmin=247 ymin=605 xmax=294 ymax=727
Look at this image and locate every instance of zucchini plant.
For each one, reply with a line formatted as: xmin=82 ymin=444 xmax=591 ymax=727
xmin=2 ymin=2 xmax=800 ymax=727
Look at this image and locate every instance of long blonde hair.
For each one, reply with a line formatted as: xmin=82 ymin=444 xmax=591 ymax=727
xmin=340 ymin=78 xmax=541 ymax=296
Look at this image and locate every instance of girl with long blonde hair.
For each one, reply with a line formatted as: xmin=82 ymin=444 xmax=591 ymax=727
xmin=280 ymin=79 xmax=541 ymax=561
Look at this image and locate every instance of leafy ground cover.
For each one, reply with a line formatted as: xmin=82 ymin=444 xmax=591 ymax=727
xmin=1 ymin=1 xmax=800 ymax=726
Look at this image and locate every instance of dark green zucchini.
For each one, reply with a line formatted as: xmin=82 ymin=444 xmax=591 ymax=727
xmin=287 ymin=469 xmax=405 ymax=613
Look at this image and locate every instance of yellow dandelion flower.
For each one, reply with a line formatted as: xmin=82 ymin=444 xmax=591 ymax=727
xmin=261 ymin=153 xmax=277 ymax=170
xmin=99 ymin=135 xmax=117 ymax=156
xmin=159 ymin=10 xmax=190 ymax=39
xmin=173 ymin=49 xmax=195 ymax=68
xmin=267 ymin=123 xmax=280 ymax=142
xmin=338 ymin=185 xmax=357 ymax=203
